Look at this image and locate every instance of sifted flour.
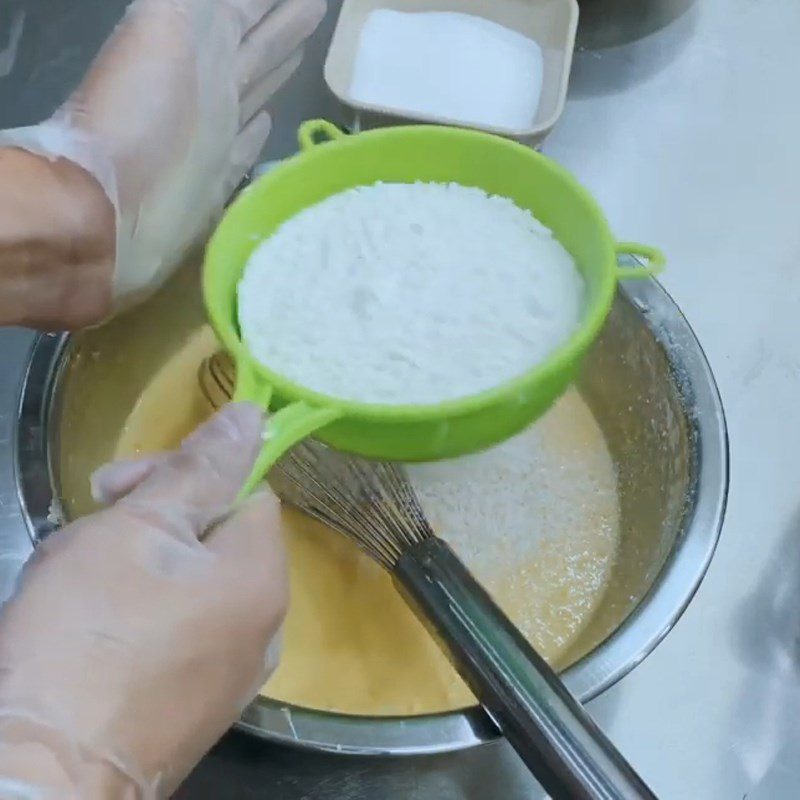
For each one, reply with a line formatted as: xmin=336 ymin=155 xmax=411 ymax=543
xmin=238 ymin=182 xmax=584 ymax=405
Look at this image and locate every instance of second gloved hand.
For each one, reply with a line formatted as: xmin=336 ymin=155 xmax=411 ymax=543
xmin=0 ymin=0 xmax=326 ymax=323
xmin=0 ymin=404 xmax=286 ymax=798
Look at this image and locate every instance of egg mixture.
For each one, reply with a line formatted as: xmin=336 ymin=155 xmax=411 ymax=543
xmin=113 ymin=326 xmax=620 ymax=716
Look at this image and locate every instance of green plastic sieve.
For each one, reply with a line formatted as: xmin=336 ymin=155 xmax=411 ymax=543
xmin=203 ymin=120 xmax=664 ymax=494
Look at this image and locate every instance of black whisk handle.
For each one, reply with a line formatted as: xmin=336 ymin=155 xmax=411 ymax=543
xmin=393 ymin=539 xmax=656 ymax=800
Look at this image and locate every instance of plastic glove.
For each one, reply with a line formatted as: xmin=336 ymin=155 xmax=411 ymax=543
xmin=0 ymin=403 xmax=286 ymax=799
xmin=0 ymin=0 xmax=326 ymax=323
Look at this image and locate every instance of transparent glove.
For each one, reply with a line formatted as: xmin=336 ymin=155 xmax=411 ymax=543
xmin=0 ymin=0 xmax=326 ymax=320
xmin=0 ymin=404 xmax=286 ymax=798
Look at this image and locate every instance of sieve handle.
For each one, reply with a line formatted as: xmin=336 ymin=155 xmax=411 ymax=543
xmin=233 ymin=364 xmax=341 ymax=498
xmin=238 ymin=402 xmax=341 ymax=498
xmin=393 ymin=539 xmax=656 ymax=800
xmin=615 ymin=242 xmax=666 ymax=280
xmin=298 ymin=119 xmax=347 ymax=151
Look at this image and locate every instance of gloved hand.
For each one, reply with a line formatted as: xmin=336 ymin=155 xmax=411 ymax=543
xmin=0 ymin=0 xmax=326 ymax=325
xmin=0 ymin=403 xmax=286 ymax=799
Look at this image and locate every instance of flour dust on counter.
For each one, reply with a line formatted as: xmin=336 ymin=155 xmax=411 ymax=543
xmin=113 ymin=325 xmax=620 ymax=717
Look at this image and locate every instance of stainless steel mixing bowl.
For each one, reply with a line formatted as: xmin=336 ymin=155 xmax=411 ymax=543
xmin=14 ymin=264 xmax=727 ymax=755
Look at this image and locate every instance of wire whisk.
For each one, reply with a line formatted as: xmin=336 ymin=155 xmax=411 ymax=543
xmin=270 ymin=439 xmax=432 ymax=569
xmin=199 ymin=351 xmax=655 ymax=800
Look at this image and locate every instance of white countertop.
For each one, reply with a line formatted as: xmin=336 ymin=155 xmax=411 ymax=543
xmin=548 ymin=2 xmax=800 ymax=796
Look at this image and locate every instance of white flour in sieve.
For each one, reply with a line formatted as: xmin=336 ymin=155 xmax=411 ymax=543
xmin=238 ymin=182 xmax=584 ymax=405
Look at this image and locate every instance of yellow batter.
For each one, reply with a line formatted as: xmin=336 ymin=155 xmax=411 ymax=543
xmin=114 ymin=325 xmax=620 ymax=716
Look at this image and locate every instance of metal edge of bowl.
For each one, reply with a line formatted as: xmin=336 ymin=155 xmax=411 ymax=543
xmin=13 ymin=278 xmax=729 ymax=757
xmin=14 ymin=332 xmax=69 ymax=543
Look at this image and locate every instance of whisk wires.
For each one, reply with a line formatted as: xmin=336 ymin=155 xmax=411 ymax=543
xmin=199 ymin=351 xmax=434 ymax=569
xmin=270 ymin=440 xmax=434 ymax=570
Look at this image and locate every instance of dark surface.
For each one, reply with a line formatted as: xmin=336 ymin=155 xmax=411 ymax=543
xmin=175 ymin=732 xmax=537 ymax=799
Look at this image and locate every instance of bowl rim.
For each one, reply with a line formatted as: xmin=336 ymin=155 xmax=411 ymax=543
xmin=14 ymin=277 xmax=729 ymax=756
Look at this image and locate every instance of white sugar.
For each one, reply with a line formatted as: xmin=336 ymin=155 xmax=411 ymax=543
xmin=238 ymin=181 xmax=583 ymax=405
xmin=349 ymin=10 xmax=544 ymax=131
